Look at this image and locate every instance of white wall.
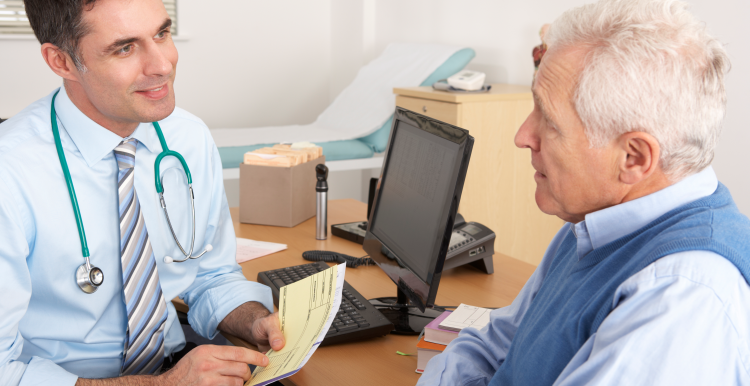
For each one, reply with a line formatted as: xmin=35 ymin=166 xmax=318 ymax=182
xmin=2 ymin=0 xmax=747 ymax=213
xmin=0 ymin=0 xmax=333 ymax=128
xmin=368 ymin=0 xmax=750 ymax=215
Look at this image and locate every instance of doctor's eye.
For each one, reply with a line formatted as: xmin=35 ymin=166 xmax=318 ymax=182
xmin=117 ymin=45 xmax=133 ymax=55
xmin=155 ymin=29 xmax=170 ymax=39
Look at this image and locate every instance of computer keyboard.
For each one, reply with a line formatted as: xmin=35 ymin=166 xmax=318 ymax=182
xmin=257 ymin=261 xmax=394 ymax=346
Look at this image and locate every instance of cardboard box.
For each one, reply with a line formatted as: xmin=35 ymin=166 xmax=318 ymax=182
xmin=239 ymin=156 xmax=325 ymax=227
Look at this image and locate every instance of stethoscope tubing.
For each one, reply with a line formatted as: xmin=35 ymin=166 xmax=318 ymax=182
xmin=51 ymin=90 xmax=210 ymax=294
xmin=51 ymin=91 xmax=92 ymax=269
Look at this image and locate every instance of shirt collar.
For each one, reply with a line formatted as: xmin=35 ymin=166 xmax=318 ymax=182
xmin=572 ymin=166 xmax=719 ymax=259
xmin=54 ymin=85 xmax=162 ymax=167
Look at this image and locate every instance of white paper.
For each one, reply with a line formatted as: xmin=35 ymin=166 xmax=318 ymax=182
xmin=236 ymin=238 xmax=287 ymax=264
xmin=438 ymin=303 xmax=492 ymax=332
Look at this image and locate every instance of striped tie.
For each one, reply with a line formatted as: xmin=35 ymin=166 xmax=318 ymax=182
xmin=115 ymin=139 xmax=168 ymax=375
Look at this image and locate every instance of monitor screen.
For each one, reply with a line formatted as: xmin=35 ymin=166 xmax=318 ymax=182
xmin=369 ymin=120 xmax=459 ymax=282
xmin=364 ymin=107 xmax=473 ymax=311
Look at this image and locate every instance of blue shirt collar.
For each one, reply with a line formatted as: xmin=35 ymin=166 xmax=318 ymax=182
xmin=571 ymin=166 xmax=719 ymax=260
xmin=54 ymin=85 xmax=162 ymax=167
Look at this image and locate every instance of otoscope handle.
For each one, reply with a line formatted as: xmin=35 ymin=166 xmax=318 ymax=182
xmin=316 ymin=164 xmax=328 ymax=240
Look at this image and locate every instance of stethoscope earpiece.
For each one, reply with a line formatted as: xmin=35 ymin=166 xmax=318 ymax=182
xmin=163 ymin=244 xmax=212 ymax=264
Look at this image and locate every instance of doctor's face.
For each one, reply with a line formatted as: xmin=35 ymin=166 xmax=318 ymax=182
xmin=72 ymin=0 xmax=178 ymax=128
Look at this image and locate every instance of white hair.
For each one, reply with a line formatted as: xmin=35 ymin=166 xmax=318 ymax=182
xmin=545 ymin=0 xmax=730 ymax=180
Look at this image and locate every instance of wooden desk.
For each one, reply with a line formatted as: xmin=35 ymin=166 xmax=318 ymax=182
xmin=178 ymin=199 xmax=535 ymax=385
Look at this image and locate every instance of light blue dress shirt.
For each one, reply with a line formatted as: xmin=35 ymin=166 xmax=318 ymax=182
xmin=0 ymin=87 xmax=274 ymax=385
xmin=418 ymin=166 xmax=750 ymax=385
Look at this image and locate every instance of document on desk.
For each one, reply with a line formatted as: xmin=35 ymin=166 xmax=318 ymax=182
xmin=236 ymin=237 xmax=287 ymax=264
xmin=438 ymin=303 xmax=492 ymax=332
xmin=247 ymin=263 xmax=345 ymax=386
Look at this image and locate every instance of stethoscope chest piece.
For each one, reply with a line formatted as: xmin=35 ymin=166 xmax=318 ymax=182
xmin=76 ymin=263 xmax=104 ymax=294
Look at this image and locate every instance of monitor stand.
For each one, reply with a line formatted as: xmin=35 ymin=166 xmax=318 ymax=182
xmin=369 ymin=288 xmax=445 ymax=335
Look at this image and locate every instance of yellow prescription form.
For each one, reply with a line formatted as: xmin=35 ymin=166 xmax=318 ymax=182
xmin=248 ymin=263 xmax=345 ymax=385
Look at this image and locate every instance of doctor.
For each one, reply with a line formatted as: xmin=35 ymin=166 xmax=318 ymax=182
xmin=0 ymin=0 xmax=285 ymax=385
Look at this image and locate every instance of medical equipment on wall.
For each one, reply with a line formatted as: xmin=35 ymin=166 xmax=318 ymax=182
xmin=50 ymin=91 xmax=212 ymax=294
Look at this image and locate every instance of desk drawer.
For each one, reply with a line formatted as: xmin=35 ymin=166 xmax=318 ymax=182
xmin=396 ymin=95 xmax=460 ymax=125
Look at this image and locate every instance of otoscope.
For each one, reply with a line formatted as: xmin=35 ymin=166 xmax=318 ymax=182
xmin=315 ymin=164 xmax=329 ymax=240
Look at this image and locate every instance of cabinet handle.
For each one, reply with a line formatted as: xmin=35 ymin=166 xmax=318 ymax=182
xmin=422 ymin=106 xmax=427 ymax=113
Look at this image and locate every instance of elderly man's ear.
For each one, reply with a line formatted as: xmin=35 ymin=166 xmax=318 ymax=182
xmin=617 ymin=132 xmax=662 ymax=185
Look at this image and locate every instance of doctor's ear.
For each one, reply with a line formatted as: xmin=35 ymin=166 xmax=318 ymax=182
xmin=617 ymin=131 xmax=661 ymax=185
xmin=41 ymin=43 xmax=81 ymax=81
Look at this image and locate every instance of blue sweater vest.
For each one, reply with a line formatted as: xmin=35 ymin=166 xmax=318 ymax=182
xmin=488 ymin=183 xmax=750 ymax=386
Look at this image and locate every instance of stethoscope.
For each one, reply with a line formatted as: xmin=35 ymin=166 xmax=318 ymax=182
xmin=51 ymin=90 xmax=212 ymax=294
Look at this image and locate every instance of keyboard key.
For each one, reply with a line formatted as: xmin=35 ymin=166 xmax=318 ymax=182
xmin=338 ymin=325 xmax=357 ymax=332
xmin=272 ymin=279 xmax=286 ymax=288
xmin=357 ymin=322 xmax=370 ymax=328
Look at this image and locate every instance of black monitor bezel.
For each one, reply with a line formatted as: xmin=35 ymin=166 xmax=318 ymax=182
xmin=363 ymin=107 xmax=474 ymax=312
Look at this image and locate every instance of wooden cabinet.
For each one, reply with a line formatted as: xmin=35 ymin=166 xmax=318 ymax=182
xmin=393 ymin=84 xmax=564 ymax=266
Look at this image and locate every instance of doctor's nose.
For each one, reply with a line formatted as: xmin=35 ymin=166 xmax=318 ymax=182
xmin=142 ymin=43 xmax=176 ymax=79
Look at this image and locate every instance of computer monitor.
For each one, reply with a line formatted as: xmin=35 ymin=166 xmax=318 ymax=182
xmin=363 ymin=107 xmax=474 ymax=334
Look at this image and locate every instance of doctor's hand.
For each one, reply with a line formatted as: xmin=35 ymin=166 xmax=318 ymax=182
xmin=160 ymin=345 xmax=266 ymax=386
xmin=218 ymin=301 xmax=286 ymax=353
xmin=249 ymin=312 xmax=285 ymax=353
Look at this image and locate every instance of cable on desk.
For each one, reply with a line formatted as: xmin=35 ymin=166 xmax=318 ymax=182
xmin=302 ymin=250 xmax=375 ymax=268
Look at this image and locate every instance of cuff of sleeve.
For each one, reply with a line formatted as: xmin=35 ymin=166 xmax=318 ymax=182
xmin=187 ymin=280 xmax=274 ymax=340
xmin=19 ymin=357 xmax=78 ymax=386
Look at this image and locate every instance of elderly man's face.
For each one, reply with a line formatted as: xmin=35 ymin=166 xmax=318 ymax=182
xmin=515 ymin=47 xmax=622 ymax=223
xmin=72 ymin=0 xmax=178 ymax=129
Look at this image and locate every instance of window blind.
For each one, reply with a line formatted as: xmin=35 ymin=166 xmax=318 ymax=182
xmin=0 ymin=0 xmax=177 ymax=35
xmin=0 ymin=1 xmax=31 ymax=35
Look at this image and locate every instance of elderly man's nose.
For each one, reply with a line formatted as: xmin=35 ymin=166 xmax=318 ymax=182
xmin=515 ymin=115 xmax=537 ymax=150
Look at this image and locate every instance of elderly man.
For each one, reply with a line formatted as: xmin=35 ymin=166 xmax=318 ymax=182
xmin=419 ymin=0 xmax=750 ymax=385
xmin=0 ymin=0 xmax=285 ymax=385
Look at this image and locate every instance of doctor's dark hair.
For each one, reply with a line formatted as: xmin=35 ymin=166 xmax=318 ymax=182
xmin=23 ymin=0 xmax=99 ymax=71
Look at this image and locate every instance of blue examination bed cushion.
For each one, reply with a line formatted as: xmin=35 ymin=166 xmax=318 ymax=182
xmin=218 ymin=140 xmax=374 ymax=170
xmin=218 ymin=47 xmax=475 ymax=169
